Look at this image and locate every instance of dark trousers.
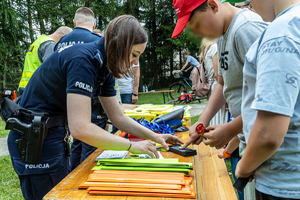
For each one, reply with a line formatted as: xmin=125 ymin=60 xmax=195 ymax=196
xmin=120 ymin=93 xmax=133 ymax=104
xmin=256 ymin=189 xmax=296 ymax=200
xmin=19 ymin=169 xmax=68 ymax=200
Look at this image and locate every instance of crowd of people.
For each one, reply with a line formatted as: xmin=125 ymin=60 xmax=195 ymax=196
xmin=5 ymin=0 xmax=300 ymax=199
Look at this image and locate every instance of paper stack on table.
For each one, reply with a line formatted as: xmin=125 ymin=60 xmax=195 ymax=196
xmin=79 ymin=170 xmax=196 ymax=198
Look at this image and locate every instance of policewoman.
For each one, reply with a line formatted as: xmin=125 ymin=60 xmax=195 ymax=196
xmin=7 ymin=15 xmax=183 ymax=200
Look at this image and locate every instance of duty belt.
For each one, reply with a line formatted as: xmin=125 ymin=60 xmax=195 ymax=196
xmin=16 ymin=109 xmax=65 ymax=128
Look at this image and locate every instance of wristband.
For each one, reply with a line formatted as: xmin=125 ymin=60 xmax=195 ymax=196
xmin=127 ymin=140 xmax=132 ymax=151
xmin=223 ymin=149 xmax=231 ymax=158
xmin=132 ymin=93 xmax=138 ymax=96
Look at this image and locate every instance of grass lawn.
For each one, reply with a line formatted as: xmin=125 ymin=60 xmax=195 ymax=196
xmin=137 ymin=88 xmax=207 ymax=105
xmin=0 ymin=120 xmax=23 ymax=199
xmin=0 ymin=156 xmax=23 ymax=200
xmin=0 ymin=120 xmax=9 ymax=138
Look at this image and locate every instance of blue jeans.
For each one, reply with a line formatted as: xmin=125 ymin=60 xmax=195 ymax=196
xmin=120 ymin=93 xmax=133 ymax=104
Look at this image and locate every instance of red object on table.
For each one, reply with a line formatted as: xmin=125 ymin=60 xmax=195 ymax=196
xmin=195 ymin=123 xmax=206 ymax=135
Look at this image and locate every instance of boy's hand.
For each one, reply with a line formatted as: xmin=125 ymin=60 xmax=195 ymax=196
xmin=202 ymin=124 xmax=235 ymax=149
xmin=180 ymin=121 xmax=204 ymax=149
xmin=218 ymin=147 xmax=225 ymax=159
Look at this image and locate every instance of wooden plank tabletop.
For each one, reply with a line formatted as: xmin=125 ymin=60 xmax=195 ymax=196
xmin=43 ymin=125 xmax=237 ymax=200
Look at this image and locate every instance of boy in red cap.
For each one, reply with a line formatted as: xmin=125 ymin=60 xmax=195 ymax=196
xmin=221 ymin=0 xmax=300 ymax=199
xmin=172 ymin=0 xmax=268 ymax=199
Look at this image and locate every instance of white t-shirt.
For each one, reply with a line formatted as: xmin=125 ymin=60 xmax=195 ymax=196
xmin=242 ymin=5 xmax=300 ymax=198
xmin=203 ymin=43 xmax=217 ymax=85
xmin=117 ymin=63 xmax=139 ymax=94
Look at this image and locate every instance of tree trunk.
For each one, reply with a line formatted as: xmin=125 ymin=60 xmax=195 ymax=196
xmin=26 ymin=0 xmax=34 ymax=43
xmin=60 ymin=0 xmax=68 ymax=26
xmin=151 ymin=0 xmax=158 ymax=89
xmin=135 ymin=0 xmax=139 ymax=19
xmin=126 ymin=0 xmax=132 ymax=14
xmin=3 ymin=55 xmax=7 ymax=88
xmin=179 ymin=46 xmax=182 ymax=67
xmin=98 ymin=15 xmax=102 ymax=29
xmin=85 ymin=1 xmax=89 ymax=7
xmin=36 ymin=0 xmax=45 ymax=34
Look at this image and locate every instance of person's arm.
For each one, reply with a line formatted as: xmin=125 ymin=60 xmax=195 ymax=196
xmin=67 ymin=93 xmax=182 ymax=158
xmin=203 ymin=115 xmax=243 ymax=149
xmin=132 ymin=66 xmax=140 ymax=104
xmin=236 ymin=111 xmax=290 ymax=178
xmin=180 ymin=62 xmax=189 ymax=72
xmin=100 ymin=95 xmax=183 ymax=148
xmin=67 ymin=93 xmax=154 ymax=155
xmin=218 ymin=136 xmax=240 ymax=159
xmin=212 ymin=54 xmax=218 ymax=82
xmin=38 ymin=41 xmax=56 ymax=63
xmin=180 ymin=76 xmax=226 ymax=148
xmin=186 ymin=65 xmax=194 ymax=71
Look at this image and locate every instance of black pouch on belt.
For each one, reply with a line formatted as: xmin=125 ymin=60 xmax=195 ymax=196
xmin=0 ymin=97 xmax=22 ymax=122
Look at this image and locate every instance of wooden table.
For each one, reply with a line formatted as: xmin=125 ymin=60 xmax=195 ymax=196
xmin=138 ymin=90 xmax=174 ymax=104
xmin=44 ymin=128 xmax=237 ymax=199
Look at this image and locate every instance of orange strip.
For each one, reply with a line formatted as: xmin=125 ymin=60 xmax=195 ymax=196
xmin=88 ymin=190 xmax=196 ymax=199
xmin=93 ymin=170 xmax=185 ymax=178
xmin=78 ymin=181 xmax=181 ymax=190
xmin=185 ymin=176 xmax=193 ymax=185
xmin=87 ymin=186 xmax=192 ymax=194
xmin=87 ymin=177 xmax=184 ymax=185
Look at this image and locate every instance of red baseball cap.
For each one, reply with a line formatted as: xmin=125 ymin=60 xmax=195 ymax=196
xmin=172 ymin=0 xmax=207 ymax=38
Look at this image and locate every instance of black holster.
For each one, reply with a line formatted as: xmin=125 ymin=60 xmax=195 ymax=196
xmin=1 ymin=97 xmax=65 ymax=163
xmin=6 ymin=110 xmax=49 ymax=163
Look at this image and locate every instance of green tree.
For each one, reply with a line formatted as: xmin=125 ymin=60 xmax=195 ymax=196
xmin=0 ymin=0 xmax=28 ymax=89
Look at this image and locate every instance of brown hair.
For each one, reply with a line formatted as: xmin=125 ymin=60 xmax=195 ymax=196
xmin=189 ymin=0 xmax=208 ymax=22
xmin=183 ymin=51 xmax=190 ymax=56
xmin=54 ymin=26 xmax=72 ymax=36
xmin=104 ymin=15 xmax=148 ymax=78
xmin=92 ymin=29 xmax=102 ymax=35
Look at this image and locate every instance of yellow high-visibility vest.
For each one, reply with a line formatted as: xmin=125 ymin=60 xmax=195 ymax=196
xmin=18 ymin=35 xmax=54 ymax=89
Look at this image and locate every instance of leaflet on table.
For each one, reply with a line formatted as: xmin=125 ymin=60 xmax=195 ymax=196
xmin=96 ymin=150 xmax=128 ymax=161
xmin=96 ymin=151 xmax=164 ymax=161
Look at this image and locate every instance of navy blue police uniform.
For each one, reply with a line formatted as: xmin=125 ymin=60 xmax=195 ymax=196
xmin=7 ymin=38 xmax=116 ymax=200
xmin=54 ymin=27 xmax=108 ymax=171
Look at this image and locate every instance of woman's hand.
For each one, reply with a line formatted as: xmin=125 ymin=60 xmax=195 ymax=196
xmin=153 ymin=134 xmax=183 ymax=151
xmin=129 ymin=140 xmax=158 ymax=158
xmin=132 ymin=95 xmax=138 ymax=104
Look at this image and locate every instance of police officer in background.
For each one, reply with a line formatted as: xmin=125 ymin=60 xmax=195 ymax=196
xmin=54 ymin=7 xmax=106 ymax=172
xmin=92 ymin=29 xmax=103 ymax=35
xmin=18 ymin=26 xmax=72 ymax=89
xmin=7 ymin=15 xmax=183 ymax=200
